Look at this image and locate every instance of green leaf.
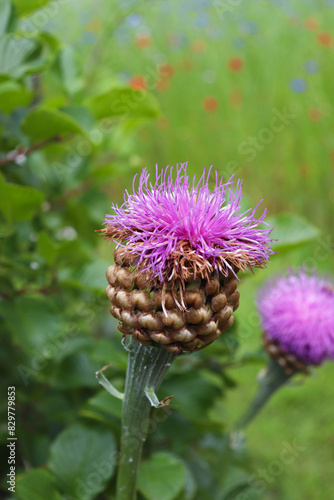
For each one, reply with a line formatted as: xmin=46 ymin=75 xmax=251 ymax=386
xmin=91 ymin=339 xmax=128 ymax=369
xmin=267 ymin=213 xmax=319 ymax=251
xmin=0 ymin=0 xmax=12 ymax=35
xmin=61 ymin=105 xmax=95 ymax=132
xmin=0 ymin=34 xmax=51 ymax=79
xmin=162 ymin=372 xmax=220 ymax=422
xmin=221 ymin=481 xmax=250 ymax=500
xmin=0 ymin=220 xmax=14 ymax=237
xmin=0 ymin=296 xmax=63 ymax=355
xmin=138 ymin=453 xmax=187 ymax=500
xmin=0 ymin=174 xmax=44 ymax=223
xmin=49 ymin=352 xmax=100 ymax=389
xmin=49 ymin=422 xmax=116 ymax=500
xmin=219 ymin=464 xmax=252 ymax=500
xmin=12 ymin=0 xmax=52 ymax=16
xmin=56 ymin=239 xmax=92 ymax=267
xmin=175 ymin=465 xmax=197 ymax=500
xmin=38 ymin=31 xmax=62 ymax=53
xmin=36 ymin=231 xmax=59 ymax=265
xmin=83 ymin=389 xmax=123 ymax=420
xmin=239 ymin=349 xmax=267 ymax=364
xmin=0 ymin=80 xmax=32 ymax=113
xmin=52 ymin=337 xmax=95 ymax=363
xmin=69 ymin=260 xmax=111 ymax=291
xmin=80 ymin=392 xmax=122 ymax=430
xmin=21 ymin=107 xmax=87 ymax=141
xmin=86 ymin=86 xmax=160 ymax=120
xmin=16 ymin=469 xmax=61 ymax=500
xmin=58 ymin=45 xmax=83 ymax=96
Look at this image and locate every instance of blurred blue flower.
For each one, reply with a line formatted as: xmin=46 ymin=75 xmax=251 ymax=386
xmin=126 ymin=14 xmax=142 ymax=28
xmin=304 ymin=60 xmax=319 ymax=74
xmin=269 ymin=0 xmax=298 ymax=14
xmin=117 ymin=71 xmax=132 ymax=83
xmin=290 ymin=78 xmax=307 ymax=93
xmin=195 ymin=12 xmax=210 ymax=28
xmin=82 ymin=31 xmax=97 ymax=45
xmin=166 ymin=32 xmax=188 ymax=49
xmin=241 ymin=21 xmax=258 ymax=34
xmin=115 ymin=27 xmax=130 ymax=42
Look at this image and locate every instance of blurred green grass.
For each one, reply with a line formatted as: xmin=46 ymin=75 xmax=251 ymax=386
xmin=54 ymin=1 xmax=334 ymax=227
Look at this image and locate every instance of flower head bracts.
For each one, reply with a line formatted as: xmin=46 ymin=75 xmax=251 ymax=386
xmin=257 ymin=269 xmax=334 ymax=365
xmin=102 ymin=162 xmax=274 ymax=287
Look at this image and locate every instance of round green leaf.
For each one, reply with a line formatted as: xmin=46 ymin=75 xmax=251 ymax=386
xmin=0 ymin=80 xmax=32 ymax=113
xmin=58 ymin=45 xmax=84 ymax=96
xmin=21 ymin=107 xmax=87 ymax=141
xmin=0 ymin=0 xmax=12 ymax=35
xmin=162 ymin=372 xmax=220 ymax=422
xmin=0 ymin=34 xmax=49 ymax=79
xmin=69 ymin=260 xmax=111 ymax=291
xmin=16 ymin=469 xmax=61 ymax=500
xmin=0 ymin=295 xmax=63 ymax=355
xmin=0 ymin=173 xmax=44 ymax=223
xmin=138 ymin=452 xmax=187 ymax=500
xmin=49 ymin=422 xmax=116 ymax=500
xmin=49 ymin=352 xmax=101 ymax=389
xmin=267 ymin=213 xmax=319 ymax=251
xmin=12 ymin=0 xmax=52 ymax=16
xmin=86 ymin=86 xmax=160 ymax=120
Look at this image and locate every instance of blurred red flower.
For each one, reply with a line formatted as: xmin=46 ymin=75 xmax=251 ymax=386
xmin=203 ymin=96 xmax=218 ymax=112
xmin=304 ymin=18 xmax=319 ymax=31
xmin=309 ymin=108 xmax=322 ymax=122
xmin=191 ymin=40 xmax=206 ymax=53
xmin=135 ymin=35 xmax=151 ymax=48
xmin=155 ymin=77 xmax=170 ymax=92
xmin=228 ymin=57 xmax=244 ymax=72
xmin=317 ymin=32 xmax=332 ymax=46
xmin=159 ymin=63 xmax=174 ymax=78
xmin=129 ymin=75 xmax=147 ymax=91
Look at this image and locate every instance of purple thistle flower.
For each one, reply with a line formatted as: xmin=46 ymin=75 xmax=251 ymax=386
xmin=257 ymin=269 xmax=334 ymax=366
xmin=102 ymin=162 xmax=274 ymax=286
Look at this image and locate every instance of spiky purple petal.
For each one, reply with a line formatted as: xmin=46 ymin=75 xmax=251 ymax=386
xmin=104 ymin=162 xmax=274 ymax=282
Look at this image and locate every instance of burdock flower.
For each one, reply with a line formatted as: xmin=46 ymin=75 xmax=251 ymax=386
xmin=258 ymin=269 xmax=334 ymax=372
xmin=102 ymin=162 xmax=273 ymax=354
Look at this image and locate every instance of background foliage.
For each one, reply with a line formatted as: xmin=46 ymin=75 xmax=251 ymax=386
xmin=0 ymin=1 xmax=333 ymax=499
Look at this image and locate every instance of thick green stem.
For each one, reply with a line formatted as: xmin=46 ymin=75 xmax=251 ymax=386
xmin=116 ymin=337 xmax=176 ymax=500
xmin=236 ymin=357 xmax=293 ymax=429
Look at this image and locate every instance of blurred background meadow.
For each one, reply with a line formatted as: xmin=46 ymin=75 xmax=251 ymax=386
xmin=1 ymin=0 xmax=334 ymax=499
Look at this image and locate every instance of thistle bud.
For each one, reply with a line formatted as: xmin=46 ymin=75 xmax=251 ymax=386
xmin=257 ymin=269 xmax=334 ymax=373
